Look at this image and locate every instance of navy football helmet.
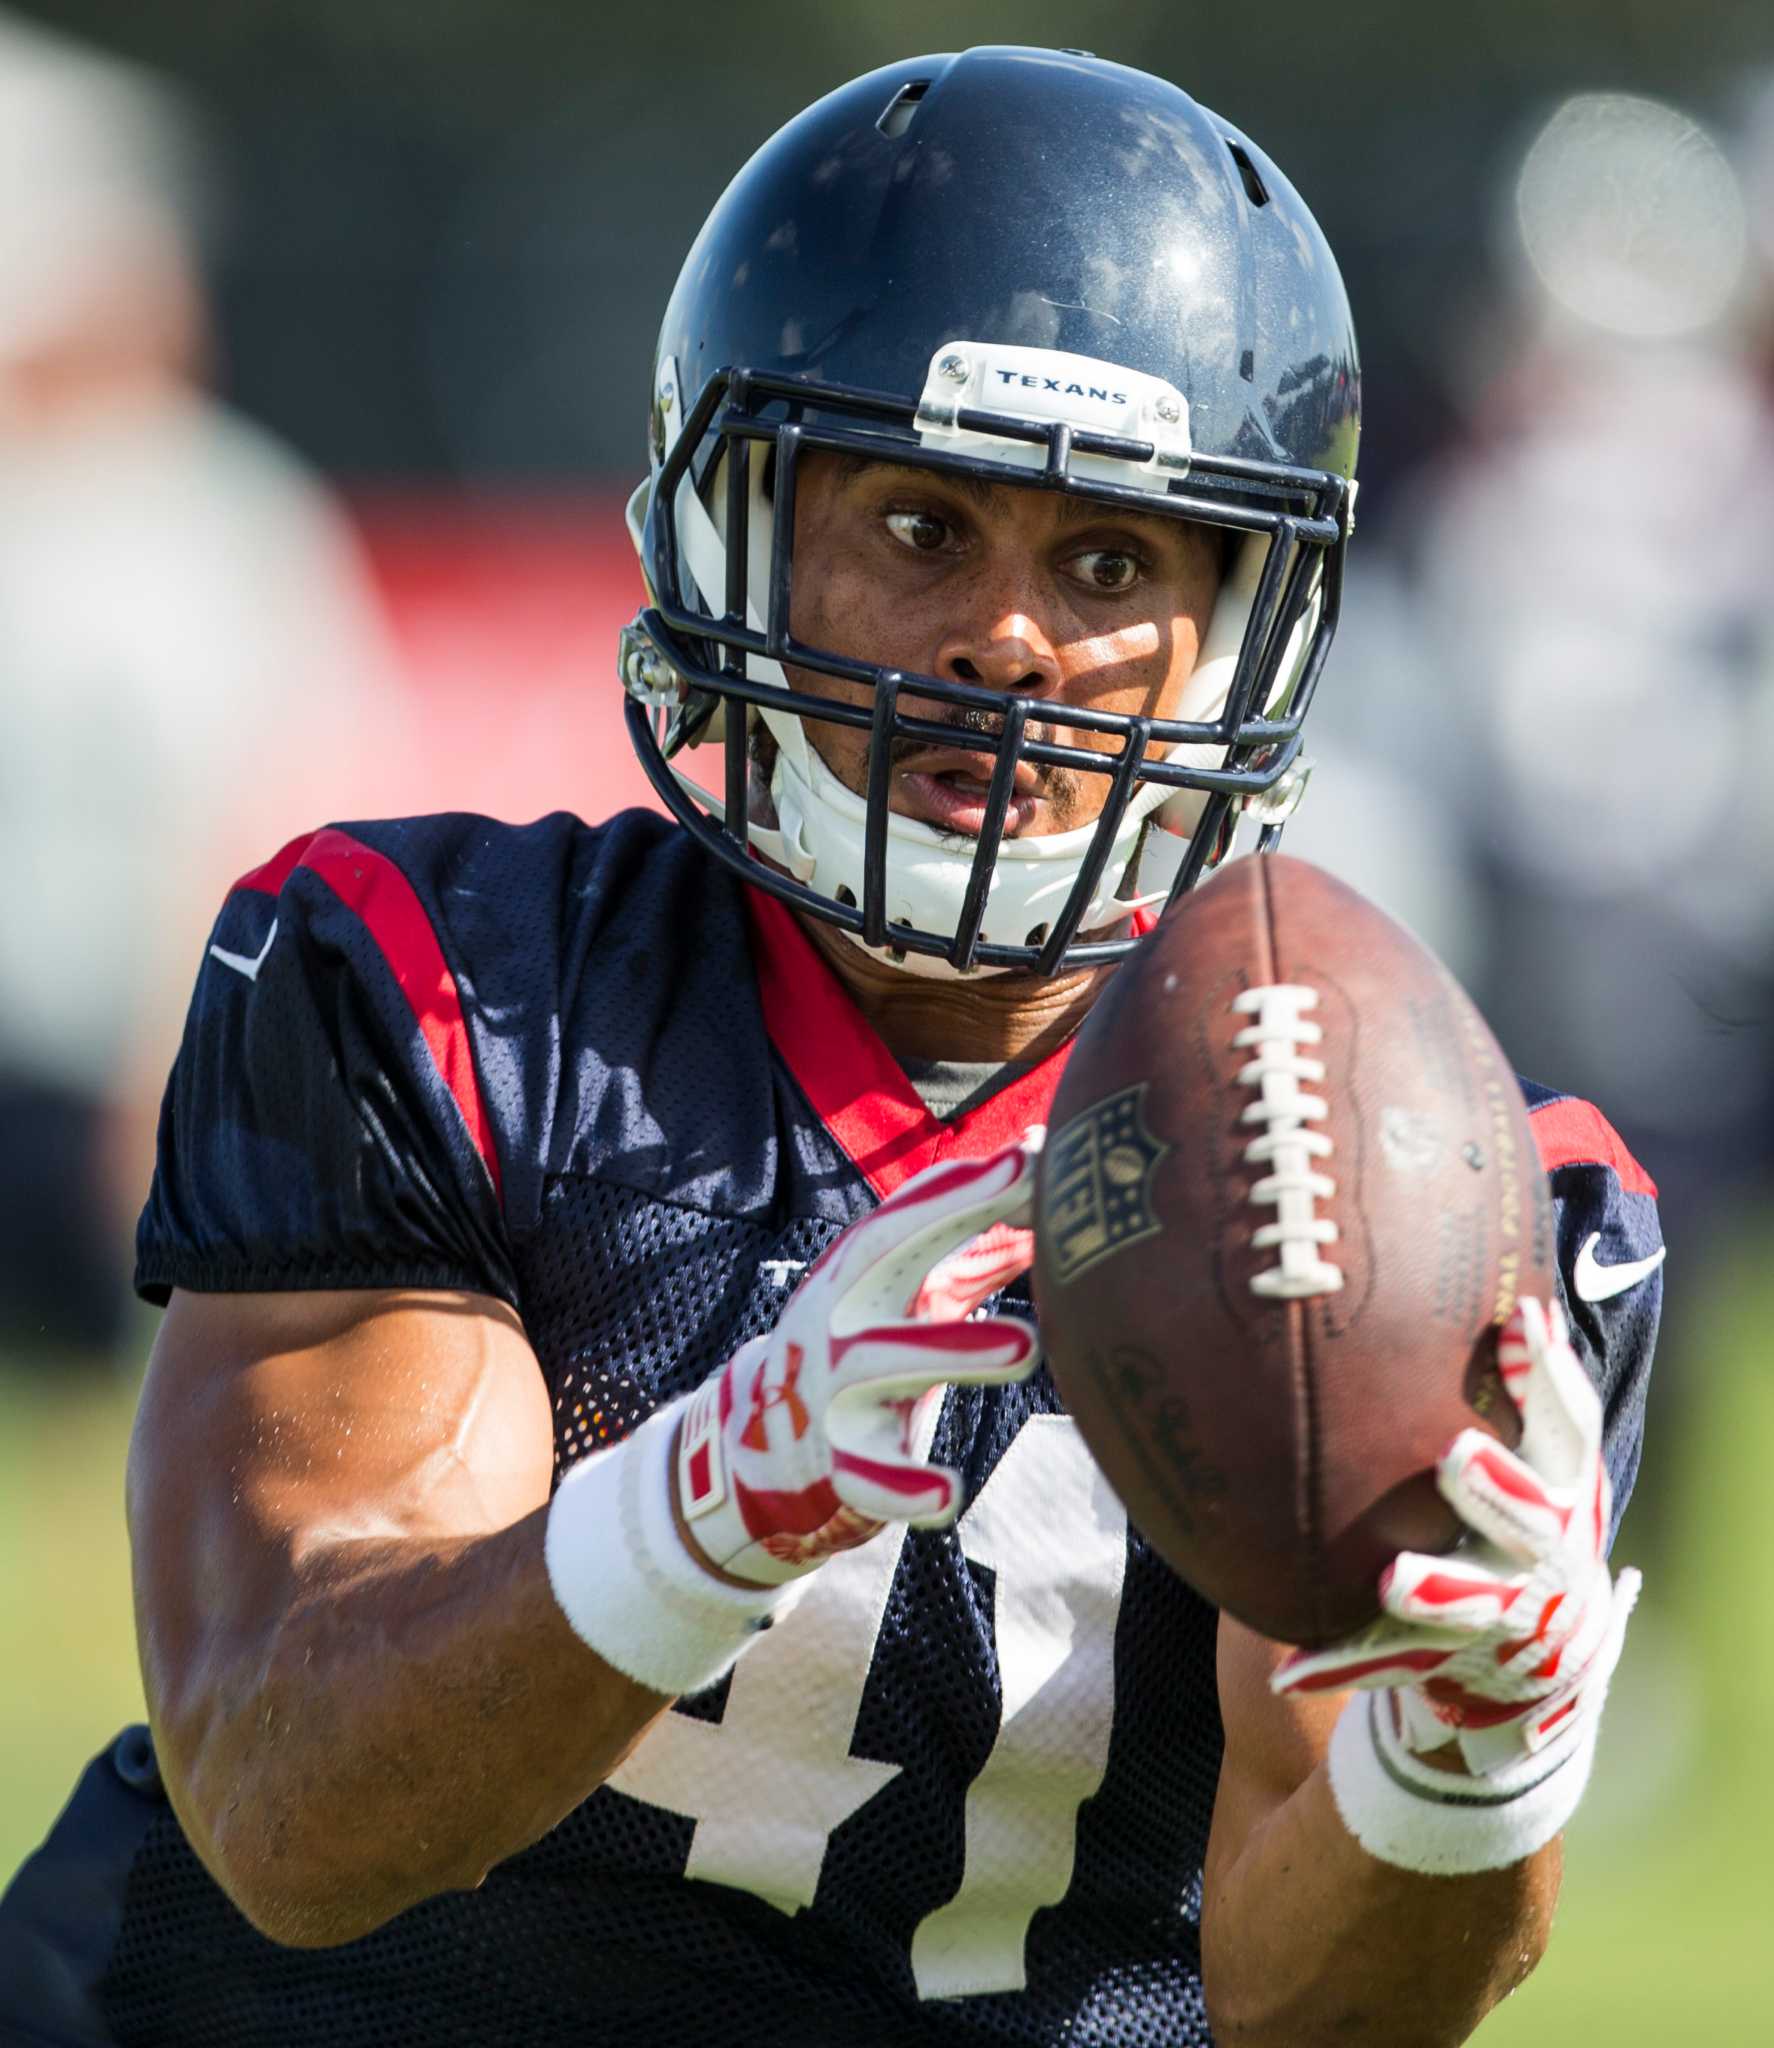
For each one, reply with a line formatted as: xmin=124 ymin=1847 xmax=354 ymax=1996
xmin=623 ymin=46 xmax=1359 ymax=976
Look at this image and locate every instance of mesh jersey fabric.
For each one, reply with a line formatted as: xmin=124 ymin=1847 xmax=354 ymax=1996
xmin=1 ymin=807 xmax=1660 ymax=2048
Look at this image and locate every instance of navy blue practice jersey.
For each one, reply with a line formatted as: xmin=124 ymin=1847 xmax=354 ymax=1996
xmin=0 ymin=810 xmax=1661 ymax=2048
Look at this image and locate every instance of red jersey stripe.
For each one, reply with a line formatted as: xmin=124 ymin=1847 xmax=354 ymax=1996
xmin=233 ymin=831 xmax=321 ymax=900
xmin=237 ymin=828 xmax=503 ymax=1202
xmin=1528 ymin=1096 xmax=1656 ymax=1199
xmin=745 ymin=888 xmax=1069 ymax=1198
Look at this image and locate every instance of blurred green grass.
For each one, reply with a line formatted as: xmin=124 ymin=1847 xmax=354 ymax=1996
xmin=1480 ymin=1215 xmax=1774 ymax=2041
xmin=1 ymin=1230 xmax=1767 ymax=2035
xmin=0 ymin=1339 xmax=148 ymax=1877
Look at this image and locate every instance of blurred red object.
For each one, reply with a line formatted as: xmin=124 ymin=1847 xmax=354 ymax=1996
xmin=353 ymin=493 xmax=662 ymax=829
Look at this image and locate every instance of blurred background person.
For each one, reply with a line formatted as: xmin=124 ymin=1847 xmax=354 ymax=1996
xmin=1287 ymin=79 xmax=1774 ymax=1510
xmin=1391 ymin=90 xmax=1774 ymax=1242
xmin=0 ymin=8 xmax=400 ymax=1369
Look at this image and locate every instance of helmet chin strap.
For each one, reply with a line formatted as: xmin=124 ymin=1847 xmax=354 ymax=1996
xmin=643 ymin=446 xmax=1320 ymax=978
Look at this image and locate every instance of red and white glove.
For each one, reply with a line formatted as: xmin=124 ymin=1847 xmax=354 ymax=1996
xmin=673 ymin=1143 xmax=1040 ymax=1583
xmin=1273 ymin=1298 xmax=1640 ymax=1871
xmin=546 ymin=1135 xmax=1042 ymax=1694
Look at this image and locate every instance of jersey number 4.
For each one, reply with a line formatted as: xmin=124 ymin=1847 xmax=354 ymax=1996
xmin=607 ymin=1414 xmax=1128 ymax=2000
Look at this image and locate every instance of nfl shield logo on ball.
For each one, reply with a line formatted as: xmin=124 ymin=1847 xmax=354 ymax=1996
xmin=1041 ymin=1084 xmax=1170 ymax=1285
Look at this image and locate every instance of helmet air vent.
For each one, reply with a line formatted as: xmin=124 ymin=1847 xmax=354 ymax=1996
xmin=1225 ymin=140 xmax=1270 ymax=208
xmin=878 ymin=79 xmax=932 ymax=139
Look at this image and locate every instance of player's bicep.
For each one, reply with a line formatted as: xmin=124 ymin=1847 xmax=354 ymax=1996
xmin=1205 ymin=1613 xmax=1347 ymax=1890
xmin=128 ymin=1286 xmax=554 ymax=1729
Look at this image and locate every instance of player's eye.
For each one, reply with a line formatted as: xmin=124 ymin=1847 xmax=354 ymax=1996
xmin=884 ymin=509 xmax=955 ymax=553
xmin=1070 ymin=548 xmax=1144 ymax=593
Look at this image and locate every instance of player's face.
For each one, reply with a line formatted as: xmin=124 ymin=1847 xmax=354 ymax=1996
xmin=784 ymin=453 xmax=1223 ymax=839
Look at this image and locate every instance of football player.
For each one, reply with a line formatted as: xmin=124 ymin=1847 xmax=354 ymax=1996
xmin=0 ymin=48 xmax=1659 ymax=2047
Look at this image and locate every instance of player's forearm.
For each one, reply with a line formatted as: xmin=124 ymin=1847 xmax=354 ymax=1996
xmin=153 ymin=1507 xmax=671 ymax=1949
xmin=1201 ymin=1766 xmax=1559 ymax=2046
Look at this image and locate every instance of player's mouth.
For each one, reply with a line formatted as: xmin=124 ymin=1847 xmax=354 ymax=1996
xmin=894 ymin=747 xmax=1048 ymax=837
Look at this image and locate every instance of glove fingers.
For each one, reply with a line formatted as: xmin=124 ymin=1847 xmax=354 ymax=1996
xmin=1437 ymin=1429 xmax=1570 ymax=1565
xmin=1271 ymin=1616 xmax=1458 ymax=1697
xmin=826 ymin=1137 xmax=1043 ymax=1330
xmin=1510 ymin=1566 xmax=1637 ymax=1755
xmin=832 ymin=1315 xmax=1039 ymax=1396
xmin=1381 ymin=1542 xmax=1531 ymax=1631
xmin=910 ymin=1222 xmax=1036 ymax=1322
xmin=1551 ymin=1566 xmax=1636 ymax=1710
xmin=830 ymin=1447 xmax=963 ymax=1529
xmin=824 ymin=1320 xmax=1035 ymax=1507
xmin=1502 ymin=1297 xmax=1600 ymax=1484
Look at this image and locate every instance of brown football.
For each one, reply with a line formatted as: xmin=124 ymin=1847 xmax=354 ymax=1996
xmin=1034 ymin=853 xmax=1554 ymax=1646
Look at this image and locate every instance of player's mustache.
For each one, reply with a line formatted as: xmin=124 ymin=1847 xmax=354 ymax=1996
xmin=856 ymin=703 xmax=1094 ymax=826
xmin=883 ymin=705 xmax=1062 ymax=780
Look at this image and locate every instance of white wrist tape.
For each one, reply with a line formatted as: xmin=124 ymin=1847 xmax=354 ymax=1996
xmin=1327 ymin=1693 xmax=1599 ymax=1875
xmin=544 ymin=1401 xmax=803 ymax=1698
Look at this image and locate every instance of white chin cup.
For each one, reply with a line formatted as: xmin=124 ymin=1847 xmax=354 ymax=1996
xmin=763 ymin=720 xmax=1172 ymax=974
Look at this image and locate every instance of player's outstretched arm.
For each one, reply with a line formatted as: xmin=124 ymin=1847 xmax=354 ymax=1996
xmin=1201 ymin=1299 xmax=1635 ymax=2045
xmin=1202 ymin=1623 xmax=1561 ymax=2046
xmin=130 ymin=1285 xmax=674 ymax=1950
xmin=132 ymin=1139 xmax=1041 ymax=1952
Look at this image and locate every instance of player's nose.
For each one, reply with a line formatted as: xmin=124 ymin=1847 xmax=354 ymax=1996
xmin=934 ymin=609 xmax=1063 ymax=698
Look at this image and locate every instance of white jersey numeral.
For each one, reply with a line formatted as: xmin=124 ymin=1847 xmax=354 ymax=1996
xmin=606 ymin=1413 xmax=1130 ymax=1999
xmin=910 ymin=1416 xmax=1128 ymax=1996
xmin=605 ymin=1503 xmax=906 ymax=1910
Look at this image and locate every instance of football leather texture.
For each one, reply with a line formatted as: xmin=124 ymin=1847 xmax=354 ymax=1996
xmin=1034 ymin=853 xmax=1553 ymax=1646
